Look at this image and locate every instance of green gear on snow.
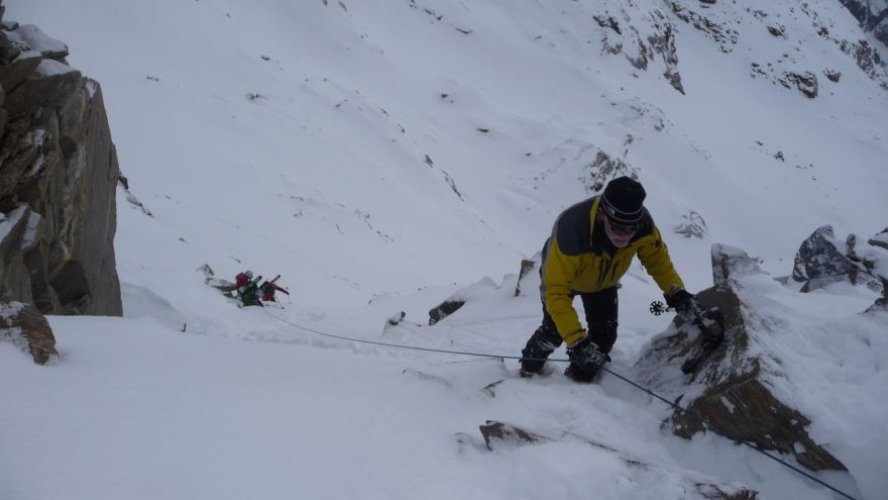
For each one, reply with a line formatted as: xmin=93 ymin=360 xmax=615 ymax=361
xmin=238 ymin=276 xmax=263 ymax=307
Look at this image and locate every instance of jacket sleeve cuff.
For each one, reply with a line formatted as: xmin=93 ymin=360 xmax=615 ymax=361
xmin=563 ymin=329 xmax=586 ymax=347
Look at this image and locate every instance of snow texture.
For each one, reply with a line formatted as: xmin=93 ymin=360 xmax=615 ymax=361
xmin=2 ymin=1 xmax=887 ymax=499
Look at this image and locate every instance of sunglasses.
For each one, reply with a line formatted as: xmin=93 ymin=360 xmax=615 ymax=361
xmin=605 ymin=216 xmax=639 ymax=235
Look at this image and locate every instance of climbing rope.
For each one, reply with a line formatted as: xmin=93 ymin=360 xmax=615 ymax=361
xmin=166 ymin=167 xmax=856 ymax=498
xmin=262 ymin=309 xmax=857 ymax=500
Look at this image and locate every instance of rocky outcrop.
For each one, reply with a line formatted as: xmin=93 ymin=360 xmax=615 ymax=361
xmin=792 ymin=225 xmax=887 ymax=294
xmin=779 ymin=71 xmax=818 ymax=98
xmin=791 ymin=226 xmax=849 ymax=288
xmin=668 ymin=1 xmax=738 ymax=54
xmin=634 ymin=244 xmax=847 ymax=473
xmin=582 ymin=150 xmax=639 ymax=194
xmin=674 ymin=210 xmax=708 ymax=239
xmin=428 ymin=299 xmax=465 ymax=326
xmin=429 ymin=270 xmax=530 ymax=325
xmin=477 ymin=420 xmax=759 ymax=499
xmin=855 ymin=228 xmax=888 ymax=310
xmin=869 ymin=227 xmax=888 ymax=251
xmin=837 ymin=0 xmax=888 ymax=49
xmin=592 ymin=3 xmax=687 ymax=94
xmin=0 ymin=3 xmax=122 ymax=316
xmin=0 ymin=301 xmax=57 ymax=364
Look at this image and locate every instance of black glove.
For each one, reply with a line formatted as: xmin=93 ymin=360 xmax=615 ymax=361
xmin=666 ymin=288 xmax=698 ymax=318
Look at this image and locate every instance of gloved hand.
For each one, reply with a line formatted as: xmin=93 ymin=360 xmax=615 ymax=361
xmin=566 ymin=335 xmax=609 ymax=382
xmin=666 ymin=288 xmax=698 ymax=318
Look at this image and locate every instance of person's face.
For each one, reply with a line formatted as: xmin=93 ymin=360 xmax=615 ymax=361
xmin=600 ymin=211 xmax=638 ymax=248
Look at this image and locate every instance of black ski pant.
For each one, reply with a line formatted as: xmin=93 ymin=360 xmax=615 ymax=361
xmin=520 ymin=287 xmax=618 ymax=372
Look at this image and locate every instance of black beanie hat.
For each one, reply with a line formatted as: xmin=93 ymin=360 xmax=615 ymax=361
xmin=601 ymin=176 xmax=646 ymax=224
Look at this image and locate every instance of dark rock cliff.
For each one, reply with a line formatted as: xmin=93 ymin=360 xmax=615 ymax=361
xmin=0 ymin=1 xmax=122 ymax=317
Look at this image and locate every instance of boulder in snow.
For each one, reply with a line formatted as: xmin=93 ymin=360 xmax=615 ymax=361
xmin=711 ymin=243 xmax=767 ymax=289
xmin=479 ymin=420 xmax=546 ymax=450
xmin=428 ymin=299 xmax=465 ymax=326
xmin=0 ymin=300 xmax=56 ymax=364
xmin=674 ymin=210 xmax=708 ymax=239
xmin=792 ymin=226 xmax=887 ymax=296
xmin=635 ymin=245 xmax=848 ymax=473
xmin=427 ymin=276 xmax=504 ymax=325
xmin=779 ymin=71 xmax=818 ymax=98
xmin=792 ymin=225 xmax=851 ymax=291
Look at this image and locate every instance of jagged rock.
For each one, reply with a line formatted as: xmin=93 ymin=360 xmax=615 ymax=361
xmin=838 ymin=1 xmax=888 ymax=49
xmin=428 ymin=299 xmax=465 ymax=326
xmin=386 ymin=311 xmax=406 ymax=326
xmin=674 ymin=210 xmax=708 ymax=239
xmin=3 ymin=24 xmax=68 ymax=61
xmin=791 ymin=226 xmax=851 ymax=291
xmin=711 ymin=243 xmax=766 ymax=289
xmin=779 ymin=71 xmax=818 ymax=98
xmin=0 ymin=48 xmax=41 ymax=94
xmin=592 ymin=15 xmax=621 ymax=34
xmin=0 ymin=15 xmax=122 ymax=315
xmin=583 ymin=151 xmax=638 ymax=193
xmin=0 ymin=300 xmax=57 ymax=364
xmin=845 ymin=39 xmax=886 ymax=81
xmin=635 ymin=245 xmax=848 ymax=473
xmin=0 ymin=116 xmax=43 ymax=201
xmin=869 ymin=227 xmax=888 ymax=251
xmin=789 ymin=227 xmax=886 ymax=296
xmin=4 ymin=59 xmax=82 ymax=116
xmin=866 ymin=295 xmax=888 ymax=314
xmin=669 ymin=1 xmax=738 ymax=53
xmin=634 ymin=284 xmax=847 ymax=473
xmin=118 ymin=175 xmax=153 ymax=217
xmin=514 ymin=258 xmax=536 ymax=297
xmin=479 ymin=420 xmax=547 ymax=450
xmin=824 ymin=69 xmax=841 ymax=82
xmin=591 ymin=4 xmax=685 ymax=93
xmin=651 ymin=26 xmax=685 ymax=94
xmin=695 ymin=486 xmax=758 ymax=500
xmin=847 ymin=229 xmax=888 ymax=307
xmin=428 ymin=276 xmax=504 ymax=325
xmin=0 ymin=204 xmax=35 ymax=301
xmin=767 ymin=25 xmax=786 ymax=38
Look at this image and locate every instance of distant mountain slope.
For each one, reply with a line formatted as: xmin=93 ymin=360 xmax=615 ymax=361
xmin=6 ymin=0 xmax=886 ymax=304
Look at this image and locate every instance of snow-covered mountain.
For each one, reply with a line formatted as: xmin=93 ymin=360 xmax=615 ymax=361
xmin=2 ymin=1 xmax=886 ymax=499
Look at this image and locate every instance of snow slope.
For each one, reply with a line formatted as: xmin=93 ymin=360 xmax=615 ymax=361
xmin=3 ymin=0 xmax=886 ymax=499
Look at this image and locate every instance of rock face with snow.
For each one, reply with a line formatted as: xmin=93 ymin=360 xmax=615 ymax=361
xmin=634 ymin=244 xmax=847 ymax=473
xmin=0 ymin=300 xmax=56 ymax=364
xmin=0 ymin=3 xmax=122 ymax=316
xmin=791 ymin=225 xmax=851 ymax=289
xmin=593 ymin=0 xmax=888 ymax=97
xmin=792 ymin=225 xmax=888 ymax=296
xmin=839 ymin=0 xmax=888 ymax=49
xmin=858 ymin=228 xmax=888 ymax=310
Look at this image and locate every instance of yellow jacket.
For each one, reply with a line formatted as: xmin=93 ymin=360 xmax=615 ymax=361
xmin=541 ymin=196 xmax=684 ymax=345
